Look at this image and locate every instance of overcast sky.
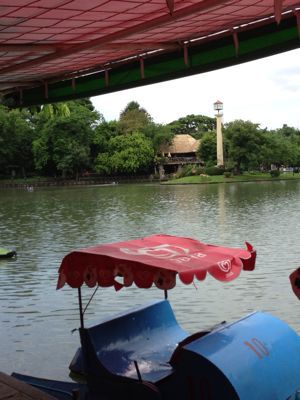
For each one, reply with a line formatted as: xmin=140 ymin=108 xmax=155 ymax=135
xmin=92 ymin=48 xmax=300 ymax=130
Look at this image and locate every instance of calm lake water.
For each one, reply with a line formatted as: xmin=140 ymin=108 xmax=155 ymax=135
xmin=1 ymin=180 xmax=300 ymax=380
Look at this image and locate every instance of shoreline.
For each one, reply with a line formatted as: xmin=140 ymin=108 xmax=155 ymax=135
xmin=0 ymin=175 xmax=156 ymax=189
xmin=161 ymin=173 xmax=300 ymax=185
xmin=1 ymin=173 xmax=300 ymax=189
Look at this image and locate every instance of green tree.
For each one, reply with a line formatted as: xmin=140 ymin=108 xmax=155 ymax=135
xmin=261 ymin=131 xmax=298 ymax=169
xmin=72 ymin=98 xmax=96 ymax=112
xmin=92 ymin=120 xmax=120 ymax=154
xmin=95 ymin=132 xmax=154 ymax=175
xmin=0 ymin=105 xmax=35 ymax=177
xmin=42 ymin=102 xmax=71 ymax=119
xmin=93 ymin=104 xmax=173 ymax=173
xmin=33 ymin=100 xmax=101 ymax=178
xmin=168 ymin=114 xmax=216 ymax=139
xmin=120 ymin=101 xmax=151 ymax=119
xmin=225 ymin=120 xmax=265 ymax=172
xmin=33 ymin=116 xmax=91 ymax=178
xmin=119 ymin=101 xmax=152 ymax=134
xmin=67 ymin=99 xmax=100 ymax=127
xmin=197 ymin=131 xmax=217 ymax=165
xmin=291 ymin=134 xmax=300 ymax=166
xmin=275 ymin=124 xmax=300 ymax=137
xmin=30 ymin=102 xmax=71 ymax=132
xmin=143 ymin=123 xmax=174 ymax=153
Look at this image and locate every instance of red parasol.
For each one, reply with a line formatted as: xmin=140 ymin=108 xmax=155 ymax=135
xmin=57 ymin=234 xmax=256 ymax=291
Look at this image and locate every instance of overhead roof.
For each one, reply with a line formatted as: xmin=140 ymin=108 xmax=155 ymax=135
xmin=1 ymin=0 xmax=299 ymax=107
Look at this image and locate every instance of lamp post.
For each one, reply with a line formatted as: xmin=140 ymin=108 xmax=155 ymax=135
xmin=213 ymin=100 xmax=224 ymax=167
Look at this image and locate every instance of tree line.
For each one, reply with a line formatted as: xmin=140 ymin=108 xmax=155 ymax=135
xmin=0 ymin=98 xmax=299 ymax=179
xmin=198 ymin=120 xmax=300 ymax=173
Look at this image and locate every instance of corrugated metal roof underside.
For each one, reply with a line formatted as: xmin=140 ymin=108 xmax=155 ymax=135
xmin=0 ymin=0 xmax=299 ymax=107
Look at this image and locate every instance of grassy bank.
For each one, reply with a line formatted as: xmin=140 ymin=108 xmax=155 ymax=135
xmin=161 ymin=172 xmax=300 ymax=185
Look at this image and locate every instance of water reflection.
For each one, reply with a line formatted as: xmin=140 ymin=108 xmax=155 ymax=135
xmin=1 ymin=181 xmax=300 ymax=379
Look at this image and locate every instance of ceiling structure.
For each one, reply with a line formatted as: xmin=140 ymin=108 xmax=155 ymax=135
xmin=0 ymin=0 xmax=299 ymax=107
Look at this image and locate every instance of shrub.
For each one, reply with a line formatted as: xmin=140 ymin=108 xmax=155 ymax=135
xmin=270 ymin=169 xmax=280 ymax=178
xmin=204 ymin=166 xmax=225 ymax=176
xmin=224 ymin=171 xmax=231 ymax=178
xmin=176 ymin=164 xmax=203 ymax=178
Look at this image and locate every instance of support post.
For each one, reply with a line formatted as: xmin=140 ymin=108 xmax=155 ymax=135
xmin=78 ymin=287 xmax=84 ymax=329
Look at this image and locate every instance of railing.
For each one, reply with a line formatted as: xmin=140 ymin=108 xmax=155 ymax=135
xmin=163 ymin=157 xmax=202 ymax=164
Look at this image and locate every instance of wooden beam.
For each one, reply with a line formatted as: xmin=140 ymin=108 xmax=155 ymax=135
xmin=0 ymin=372 xmax=56 ymax=400
xmin=0 ymin=81 xmax=38 ymax=89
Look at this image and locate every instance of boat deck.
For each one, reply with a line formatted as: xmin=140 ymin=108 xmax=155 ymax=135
xmin=0 ymin=372 xmax=57 ymax=400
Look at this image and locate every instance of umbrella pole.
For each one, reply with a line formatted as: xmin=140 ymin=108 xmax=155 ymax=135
xmin=78 ymin=287 xmax=84 ymax=329
xmin=164 ymin=289 xmax=168 ymax=299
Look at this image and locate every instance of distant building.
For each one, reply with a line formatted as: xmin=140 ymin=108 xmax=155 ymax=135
xmin=159 ymin=134 xmax=202 ymax=177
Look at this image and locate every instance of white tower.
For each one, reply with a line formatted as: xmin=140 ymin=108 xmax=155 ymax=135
xmin=213 ymin=100 xmax=224 ymax=167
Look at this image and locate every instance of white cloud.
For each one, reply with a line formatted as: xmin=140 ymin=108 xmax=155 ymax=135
xmin=92 ymin=48 xmax=300 ymax=130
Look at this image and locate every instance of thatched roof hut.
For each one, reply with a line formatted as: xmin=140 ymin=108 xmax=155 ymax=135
xmin=160 ymin=134 xmax=200 ymax=156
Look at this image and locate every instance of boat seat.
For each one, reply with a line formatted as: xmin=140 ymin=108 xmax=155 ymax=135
xmin=169 ymin=321 xmax=226 ymax=366
xmin=79 ymin=299 xmax=188 ymax=383
xmin=169 ymin=330 xmax=210 ymax=365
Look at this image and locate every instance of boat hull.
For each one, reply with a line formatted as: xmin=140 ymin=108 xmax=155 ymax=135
xmin=13 ymin=302 xmax=300 ymax=400
xmin=11 ymin=373 xmax=85 ymax=400
xmin=0 ymin=247 xmax=16 ymax=258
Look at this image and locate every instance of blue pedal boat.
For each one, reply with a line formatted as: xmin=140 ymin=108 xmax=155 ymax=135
xmin=12 ymin=234 xmax=300 ymax=399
